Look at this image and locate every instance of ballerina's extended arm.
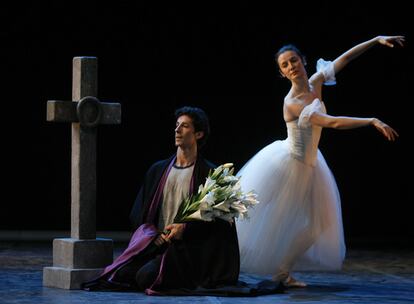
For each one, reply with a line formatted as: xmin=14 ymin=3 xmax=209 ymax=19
xmin=333 ymin=35 xmax=405 ymax=74
xmin=309 ymin=111 xmax=399 ymax=141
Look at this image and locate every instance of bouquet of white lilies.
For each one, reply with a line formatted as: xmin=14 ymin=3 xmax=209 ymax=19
xmin=173 ymin=163 xmax=259 ymax=224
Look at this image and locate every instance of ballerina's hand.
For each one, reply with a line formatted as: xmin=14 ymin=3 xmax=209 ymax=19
xmin=377 ymin=35 xmax=405 ymax=48
xmin=372 ymin=118 xmax=399 ymax=141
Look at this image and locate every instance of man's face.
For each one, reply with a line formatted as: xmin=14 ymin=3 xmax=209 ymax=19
xmin=175 ymin=115 xmax=202 ymax=149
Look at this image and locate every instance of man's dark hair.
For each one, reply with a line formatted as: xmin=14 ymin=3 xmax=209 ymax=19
xmin=175 ymin=106 xmax=210 ymax=149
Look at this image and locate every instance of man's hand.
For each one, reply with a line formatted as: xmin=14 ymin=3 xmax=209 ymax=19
xmin=154 ymin=233 xmax=169 ymax=247
xmin=164 ymin=223 xmax=186 ymax=241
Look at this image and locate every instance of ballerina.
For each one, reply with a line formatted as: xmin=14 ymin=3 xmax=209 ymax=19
xmin=236 ymin=35 xmax=403 ymax=287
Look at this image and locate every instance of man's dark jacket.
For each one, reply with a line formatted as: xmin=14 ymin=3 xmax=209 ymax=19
xmin=83 ymin=154 xmax=283 ymax=296
xmin=129 ymin=154 xmax=240 ymax=294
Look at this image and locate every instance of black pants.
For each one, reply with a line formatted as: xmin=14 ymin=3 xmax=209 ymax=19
xmin=114 ymin=242 xmax=165 ymax=291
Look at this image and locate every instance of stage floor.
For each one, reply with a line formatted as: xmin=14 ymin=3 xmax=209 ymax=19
xmin=1 ymin=241 xmax=413 ymax=303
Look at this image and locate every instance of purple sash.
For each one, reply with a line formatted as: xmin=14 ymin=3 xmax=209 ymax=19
xmin=99 ymin=156 xmax=197 ymax=287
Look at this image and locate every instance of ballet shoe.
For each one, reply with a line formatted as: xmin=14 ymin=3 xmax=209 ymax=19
xmin=272 ymin=271 xmax=289 ymax=282
xmin=283 ymin=275 xmax=307 ymax=288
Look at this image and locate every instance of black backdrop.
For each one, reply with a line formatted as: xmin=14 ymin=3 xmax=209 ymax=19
xmin=1 ymin=1 xmax=412 ymax=245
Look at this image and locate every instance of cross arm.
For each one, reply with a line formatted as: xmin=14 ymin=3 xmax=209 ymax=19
xmin=47 ymin=100 xmax=121 ymax=124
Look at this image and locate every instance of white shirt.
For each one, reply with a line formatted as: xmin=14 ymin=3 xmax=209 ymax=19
xmin=158 ymin=164 xmax=195 ymax=231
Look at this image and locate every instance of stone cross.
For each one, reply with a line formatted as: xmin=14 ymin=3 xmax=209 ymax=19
xmin=43 ymin=57 xmax=121 ymax=289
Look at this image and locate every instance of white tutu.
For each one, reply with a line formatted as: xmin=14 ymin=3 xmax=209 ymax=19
xmin=236 ymin=98 xmax=345 ymax=276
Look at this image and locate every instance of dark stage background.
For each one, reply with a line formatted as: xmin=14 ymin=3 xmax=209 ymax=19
xmin=1 ymin=1 xmax=412 ymax=246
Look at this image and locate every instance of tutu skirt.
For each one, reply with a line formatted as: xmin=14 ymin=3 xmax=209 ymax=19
xmin=236 ymin=139 xmax=345 ymax=275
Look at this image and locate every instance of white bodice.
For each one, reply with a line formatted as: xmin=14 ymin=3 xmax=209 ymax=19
xmin=286 ymin=98 xmax=326 ymax=167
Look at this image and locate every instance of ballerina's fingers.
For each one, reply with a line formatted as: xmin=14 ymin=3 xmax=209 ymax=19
xmin=379 ymin=36 xmax=405 ymax=48
xmin=395 ymin=36 xmax=405 ymax=47
xmin=387 ymin=126 xmax=399 ymax=141
xmin=390 ymin=35 xmax=405 ymax=47
xmin=382 ymin=125 xmax=399 ymax=141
